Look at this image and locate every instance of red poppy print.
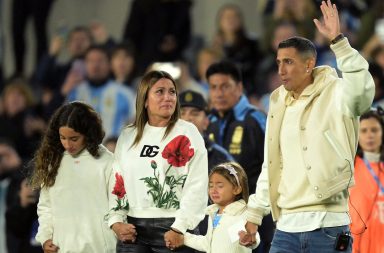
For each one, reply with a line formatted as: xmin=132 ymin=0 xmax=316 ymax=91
xmin=162 ymin=135 xmax=194 ymax=167
xmin=110 ymin=172 xmax=129 ymax=211
xmin=112 ymin=173 xmax=126 ymax=199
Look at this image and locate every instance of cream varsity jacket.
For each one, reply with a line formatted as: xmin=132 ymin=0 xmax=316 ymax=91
xmin=247 ymin=38 xmax=375 ymax=225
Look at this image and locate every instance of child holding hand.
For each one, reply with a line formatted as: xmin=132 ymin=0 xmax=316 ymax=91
xmin=181 ymin=162 xmax=260 ymax=253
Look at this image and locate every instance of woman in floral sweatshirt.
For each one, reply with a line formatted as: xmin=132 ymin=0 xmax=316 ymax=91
xmin=107 ymin=70 xmax=208 ymax=253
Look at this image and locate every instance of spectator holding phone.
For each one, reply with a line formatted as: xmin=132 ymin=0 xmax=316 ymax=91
xmin=34 ymin=26 xmax=93 ymax=117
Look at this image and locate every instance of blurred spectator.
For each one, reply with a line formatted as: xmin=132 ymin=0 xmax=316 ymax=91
xmin=123 ymin=0 xmax=192 ymax=74
xmin=0 ymin=80 xmax=46 ymax=160
xmin=177 ymin=61 xmax=208 ymax=99
xmin=110 ymin=43 xmax=138 ymax=88
xmin=349 ymin=109 xmax=384 ymax=253
xmin=262 ymin=0 xmax=318 ymax=51
xmin=0 ymin=138 xmax=19 ymax=253
xmin=355 ymin=0 xmax=384 ymax=50
xmin=180 ymin=90 xmax=234 ymax=171
xmin=212 ymin=4 xmax=263 ymax=97
xmin=0 ymin=0 xmax=3 ymax=93
xmin=255 ymin=64 xmax=279 ymax=113
xmin=256 ymin=21 xmax=298 ymax=98
xmin=196 ymin=47 xmax=223 ymax=93
xmin=66 ymin=46 xmax=136 ymax=139
xmin=0 ymin=138 xmax=41 ymax=253
xmin=149 ymin=60 xmax=208 ymax=99
xmin=34 ymin=26 xmax=93 ymax=117
xmin=103 ymin=136 xmax=118 ymax=153
xmin=11 ymin=0 xmax=54 ymax=77
xmin=6 ymin=177 xmax=42 ymax=253
xmin=370 ymin=62 xmax=384 ymax=108
xmin=89 ymin=20 xmax=116 ymax=50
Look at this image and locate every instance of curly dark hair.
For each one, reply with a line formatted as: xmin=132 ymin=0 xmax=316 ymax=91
xmin=30 ymin=101 xmax=105 ymax=188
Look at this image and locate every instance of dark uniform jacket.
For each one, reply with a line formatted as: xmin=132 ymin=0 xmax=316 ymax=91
xmin=207 ymin=95 xmax=266 ymax=193
xmin=204 ymin=136 xmax=234 ymax=172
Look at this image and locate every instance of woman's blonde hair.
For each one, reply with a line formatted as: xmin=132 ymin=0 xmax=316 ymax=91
xmin=209 ymin=161 xmax=249 ymax=203
xmin=130 ymin=70 xmax=180 ymax=146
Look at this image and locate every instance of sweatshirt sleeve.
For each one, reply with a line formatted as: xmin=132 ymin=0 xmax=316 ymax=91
xmin=107 ymin=133 xmax=130 ymax=227
xmin=171 ymin=127 xmax=208 ymax=233
xmin=35 ymin=187 xmax=53 ymax=245
xmin=332 ymin=38 xmax=375 ymax=117
xmin=184 ymin=232 xmax=210 ymax=252
xmin=247 ymin=118 xmax=271 ymax=225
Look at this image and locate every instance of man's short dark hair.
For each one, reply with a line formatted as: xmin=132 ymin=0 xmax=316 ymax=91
xmin=278 ymin=36 xmax=317 ymax=60
xmin=85 ymin=45 xmax=110 ymax=60
xmin=206 ymin=61 xmax=242 ymax=83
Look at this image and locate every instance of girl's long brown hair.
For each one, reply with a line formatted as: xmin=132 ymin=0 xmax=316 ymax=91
xmin=30 ymin=102 xmax=105 ymax=188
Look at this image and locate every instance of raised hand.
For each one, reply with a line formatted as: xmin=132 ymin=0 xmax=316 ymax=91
xmin=313 ymin=0 xmax=341 ymax=41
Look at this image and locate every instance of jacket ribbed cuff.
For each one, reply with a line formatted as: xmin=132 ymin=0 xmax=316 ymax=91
xmin=330 ymin=37 xmax=351 ymax=59
xmin=171 ymin=219 xmax=188 ymax=234
xmin=246 ymin=207 xmax=264 ymax=226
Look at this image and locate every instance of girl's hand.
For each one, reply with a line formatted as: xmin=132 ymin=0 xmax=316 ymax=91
xmin=164 ymin=229 xmax=184 ymax=250
xmin=239 ymin=221 xmax=258 ymax=247
xmin=111 ymin=222 xmax=137 ymax=243
xmin=43 ymin=239 xmax=59 ymax=253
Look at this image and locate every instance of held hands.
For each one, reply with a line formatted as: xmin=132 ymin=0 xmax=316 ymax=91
xmin=111 ymin=222 xmax=137 ymax=243
xmin=313 ymin=0 xmax=341 ymax=41
xmin=43 ymin=239 xmax=59 ymax=253
xmin=239 ymin=221 xmax=259 ymax=247
xmin=164 ymin=229 xmax=184 ymax=251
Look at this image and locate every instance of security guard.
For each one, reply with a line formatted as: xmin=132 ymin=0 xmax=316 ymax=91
xmin=179 ymin=90 xmax=234 ymax=171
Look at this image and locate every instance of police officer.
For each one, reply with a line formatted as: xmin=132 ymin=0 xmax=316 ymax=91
xmin=179 ymin=90 xmax=233 ymax=171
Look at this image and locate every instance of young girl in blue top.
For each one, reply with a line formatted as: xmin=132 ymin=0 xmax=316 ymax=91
xmin=182 ymin=162 xmax=260 ymax=253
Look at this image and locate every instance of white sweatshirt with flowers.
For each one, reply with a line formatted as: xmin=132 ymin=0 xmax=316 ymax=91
xmin=107 ymin=119 xmax=208 ymax=234
xmin=36 ymin=145 xmax=116 ymax=253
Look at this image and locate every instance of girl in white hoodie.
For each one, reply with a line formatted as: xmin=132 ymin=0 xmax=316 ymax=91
xmin=183 ymin=162 xmax=260 ymax=253
xmin=31 ymin=101 xmax=116 ymax=253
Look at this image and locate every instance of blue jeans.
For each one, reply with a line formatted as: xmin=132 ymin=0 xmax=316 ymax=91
xmin=270 ymin=226 xmax=352 ymax=253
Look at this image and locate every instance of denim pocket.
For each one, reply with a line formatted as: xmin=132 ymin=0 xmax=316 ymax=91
xmin=319 ymin=225 xmax=349 ymax=240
